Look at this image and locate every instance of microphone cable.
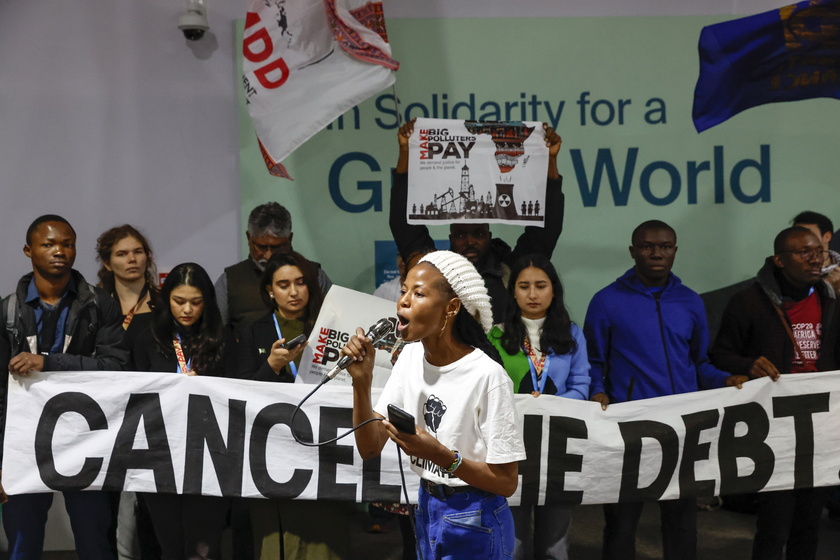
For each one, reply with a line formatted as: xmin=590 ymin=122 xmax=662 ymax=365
xmin=288 ymin=367 xmax=420 ymax=557
xmin=284 ymin=318 xmax=420 ymax=556
xmin=288 ymin=317 xmax=394 ymax=446
xmin=288 ymin=375 xmax=383 ymax=447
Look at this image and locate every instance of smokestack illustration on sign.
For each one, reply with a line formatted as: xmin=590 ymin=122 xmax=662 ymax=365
xmin=409 ymin=162 xmax=495 ymax=220
xmin=494 ymin=183 xmax=517 ymax=220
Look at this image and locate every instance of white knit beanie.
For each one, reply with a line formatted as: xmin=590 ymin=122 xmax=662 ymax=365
xmin=419 ymin=250 xmax=494 ymax=334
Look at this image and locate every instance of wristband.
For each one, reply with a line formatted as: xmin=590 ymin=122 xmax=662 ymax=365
xmin=444 ymin=450 xmax=462 ymax=474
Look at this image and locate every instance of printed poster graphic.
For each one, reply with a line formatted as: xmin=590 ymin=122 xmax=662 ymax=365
xmin=407 ymin=118 xmax=549 ymax=226
xmin=296 ymin=285 xmax=399 ymax=387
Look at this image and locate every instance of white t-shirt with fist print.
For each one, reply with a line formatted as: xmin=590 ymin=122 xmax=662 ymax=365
xmin=375 ymin=341 xmax=526 ymax=486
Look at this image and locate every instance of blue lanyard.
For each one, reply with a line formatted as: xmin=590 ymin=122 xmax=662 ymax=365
xmin=273 ymin=314 xmax=298 ymax=378
xmin=527 ymin=352 xmax=551 ymax=394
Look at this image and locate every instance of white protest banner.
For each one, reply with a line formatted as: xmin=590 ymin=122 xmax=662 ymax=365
xmin=5 ymin=370 xmax=840 ymax=505
xmin=406 ymin=118 xmax=549 ymax=226
xmin=295 ymin=285 xmax=400 ymax=387
xmin=3 ymin=372 xmax=411 ymax=503
xmin=242 ymin=0 xmax=398 ymax=179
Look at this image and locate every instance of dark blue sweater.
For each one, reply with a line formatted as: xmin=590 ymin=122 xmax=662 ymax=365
xmin=584 ymin=268 xmax=729 ymax=403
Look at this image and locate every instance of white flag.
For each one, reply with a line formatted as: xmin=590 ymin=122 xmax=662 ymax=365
xmin=243 ymin=0 xmax=398 ymax=179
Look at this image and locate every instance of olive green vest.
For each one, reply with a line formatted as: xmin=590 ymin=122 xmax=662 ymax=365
xmin=225 ymin=259 xmax=266 ymax=336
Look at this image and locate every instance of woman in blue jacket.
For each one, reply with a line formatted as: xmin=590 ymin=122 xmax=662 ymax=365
xmin=488 ymin=254 xmax=590 ymax=560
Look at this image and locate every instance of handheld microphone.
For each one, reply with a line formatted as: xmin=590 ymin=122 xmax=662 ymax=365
xmin=323 ymin=318 xmax=393 ymax=382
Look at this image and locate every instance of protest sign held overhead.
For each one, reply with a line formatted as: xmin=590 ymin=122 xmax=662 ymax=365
xmin=407 ymin=118 xmax=549 ymax=226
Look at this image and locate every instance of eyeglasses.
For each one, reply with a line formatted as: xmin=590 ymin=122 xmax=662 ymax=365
xmin=633 ymin=244 xmax=676 ymax=254
xmin=780 ymin=248 xmax=828 ymax=261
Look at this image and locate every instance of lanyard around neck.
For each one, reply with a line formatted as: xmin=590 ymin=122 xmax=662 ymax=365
xmin=528 ymin=354 xmax=552 ymax=394
xmin=524 ymin=338 xmax=549 ymax=394
xmin=172 ymin=334 xmax=192 ymax=374
xmin=122 ymin=283 xmax=150 ymax=331
xmin=273 ymin=313 xmax=298 ymax=378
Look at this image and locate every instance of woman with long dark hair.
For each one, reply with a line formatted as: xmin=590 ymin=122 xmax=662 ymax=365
xmin=237 ymin=251 xmax=322 ymax=383
xmin=343 ymin=250 xmax=526 ymax=560
xmin=488 ymin=254 xmax=590 ymax=560
xmin=133 ymin=262 xmax=235 ymax=560
xmin=237 ymin=251 xmax=354 ymax=560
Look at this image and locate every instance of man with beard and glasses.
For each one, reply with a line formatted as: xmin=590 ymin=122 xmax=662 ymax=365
xmin=214 ymin=202 xmax=332 ymax=338
xmin=710 ymin=226 xmax=840 ymax=560
xmin=214 ymin=203 xmax=333 ymax=560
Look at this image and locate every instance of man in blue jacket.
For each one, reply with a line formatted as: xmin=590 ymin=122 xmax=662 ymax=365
xmin=584 ymin=219 xmax=745 ymax=560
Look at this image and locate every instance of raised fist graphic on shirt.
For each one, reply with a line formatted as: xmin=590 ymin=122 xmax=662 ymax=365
xmin=423 ymin=395 xmax=447 ymax=433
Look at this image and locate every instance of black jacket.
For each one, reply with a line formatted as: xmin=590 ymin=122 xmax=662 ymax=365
xmin=236 ymin=312 xmax=298 ymax=383
xmin=0 ymin=270 xmax=128 ymax=465
xmin=132 ymin=327 xmax=238 ymax=378
xmin=710 ymin=258 xmax=840 ymax=375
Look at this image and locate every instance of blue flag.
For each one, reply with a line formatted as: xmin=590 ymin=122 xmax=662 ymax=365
xmin=692 ymin=0 xmax=840 ymax=133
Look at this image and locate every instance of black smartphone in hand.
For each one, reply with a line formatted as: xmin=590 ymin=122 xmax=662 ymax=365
xmin=282 ymin=334 xmax=306 ymax=350
xmin=387 ymin=404 xmax=416 ymax=434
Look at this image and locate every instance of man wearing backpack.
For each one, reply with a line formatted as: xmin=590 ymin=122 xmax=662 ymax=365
xmin=0 ymin=214 xmax=127 ymax=560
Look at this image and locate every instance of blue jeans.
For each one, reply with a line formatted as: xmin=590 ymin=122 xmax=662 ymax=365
xmin=3 ymin=491 xmax=114 ymax=560
xmin=415 ymin=483 xmax=514 ymax=560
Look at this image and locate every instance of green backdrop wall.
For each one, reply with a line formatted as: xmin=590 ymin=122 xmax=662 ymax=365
xmin=239 ymin=16 xmax=840 ymax=322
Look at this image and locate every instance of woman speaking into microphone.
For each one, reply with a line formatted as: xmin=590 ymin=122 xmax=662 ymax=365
xmin=342 ymin=250 xmax=526 ymax=560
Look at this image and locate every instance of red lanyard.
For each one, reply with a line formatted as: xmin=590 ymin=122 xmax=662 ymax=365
xmin=523 ymin=338 xmax=546 ymax=374
xmin=121 ymin=284 xmax=149 ymax=331
xmin=172 ymin=335 xmax=192 ymax=374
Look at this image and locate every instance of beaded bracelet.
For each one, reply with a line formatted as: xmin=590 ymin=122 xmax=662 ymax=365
xmin=444 ymin=450 xmax=462 ymax=474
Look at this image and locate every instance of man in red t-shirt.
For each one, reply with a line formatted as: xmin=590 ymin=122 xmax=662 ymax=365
xmin=711 ymin=226 xmax=840 ymax=560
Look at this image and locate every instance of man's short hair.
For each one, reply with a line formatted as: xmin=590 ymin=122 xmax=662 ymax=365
xmin=792 ymin=210 xmax=834 ymax=236
xmin=631 ymin=220 xmax=677 ymax=245
xmin=247 ymin=202 xmax=292 ymax=238
xmin=26 ymin=214 xmax=76 ymax=245
xmin=774 ymin=226 xmax=814 ymax=254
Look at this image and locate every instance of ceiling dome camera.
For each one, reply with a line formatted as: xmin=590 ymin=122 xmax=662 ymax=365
xmin=178 ymin=0 xmax=209 ymax=41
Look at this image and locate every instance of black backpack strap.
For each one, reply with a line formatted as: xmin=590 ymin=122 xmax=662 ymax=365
xmin=5 ymin=293 xmax=17 ymax=334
